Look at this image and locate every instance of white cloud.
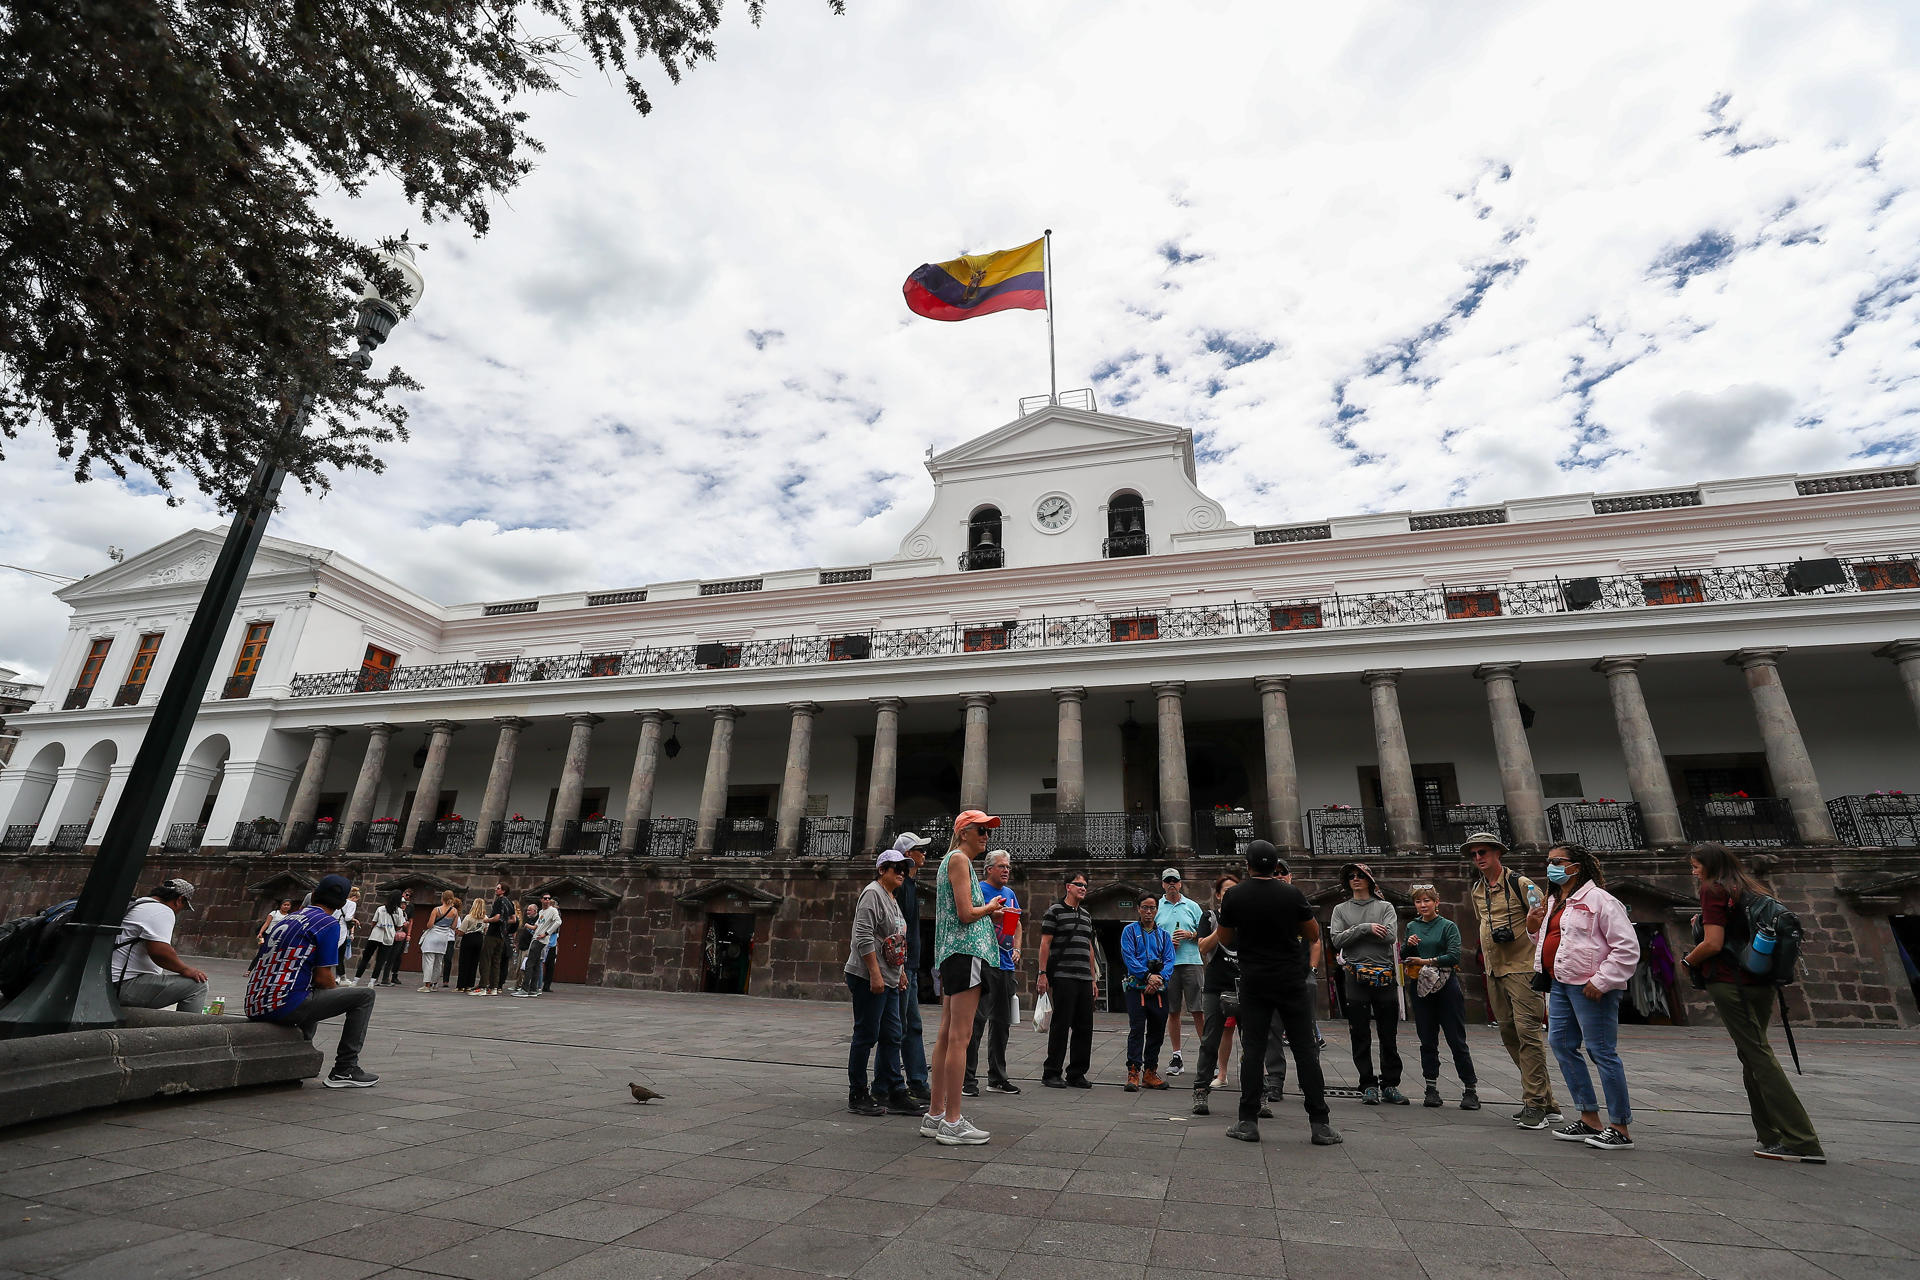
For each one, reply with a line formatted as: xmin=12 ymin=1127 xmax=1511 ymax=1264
xmin=7 ymin=0 xmax=1920 ymax=679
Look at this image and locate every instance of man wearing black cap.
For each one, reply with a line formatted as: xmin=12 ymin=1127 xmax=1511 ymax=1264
xmin=1204 ymin=840 xmax=1340 ymax=1146
xmin=245 ymin=872 xmax=379 ymax=1087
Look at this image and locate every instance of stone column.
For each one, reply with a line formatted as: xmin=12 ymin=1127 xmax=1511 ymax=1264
xmin=693 ymin=706 xmax=741 ymax=855
xmin=1594 ymin=656 xmax=1684 ymax=847
xmin=775 ymin=702 xmax=822 ymax=854
xmin=31 ymin=767 xmax=86 ymax=846
xmin=1154 ymin=681 xmax=1193 ymax=853
xmin=474 ymin=716 xmax=530 ymax=852
xmin=864 ymin=697 xmax=903 ymax=853
xmin=545 ymin=713 xmax=604 ymax=852
xmin=1053 ymin=688 xmax=1087 ymax=816
xmin=1364 ymin=670 xmax=1424 ymax=851
xmin=1729 ymin=649 xmax=1837 ymax=845
xmin=959 ymin=692 xmax=994 ymax=812
xmin=403 ymin=720 xmax=460 ymax=851
xmin=1254 ymin=677 xmax=1302 ymax=850
xmin=1876 ymin=640 xmax=1920 ymax=733
xmin=618 ymin=710 xmax=668 ymax=853
xmin=339 ymin=723 xmax=397 ymax=850
xmin=285 ymin=726 xmax=342 ymax=832
xmin=1475 ymin=662 xmax=1550 ymax=849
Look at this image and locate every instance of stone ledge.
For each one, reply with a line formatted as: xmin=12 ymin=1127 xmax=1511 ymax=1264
xmin=0 ymin=1008 xmax=323 ymax=1129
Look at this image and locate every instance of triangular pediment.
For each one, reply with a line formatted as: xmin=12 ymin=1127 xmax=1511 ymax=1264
xmin=373 ymin=871 xmax=466 ymax=896
xmin=246 ymin=870 xmax=318 ymax=900
xmin=57 ymin=530 xmax=333 ymax=601
xmin=1083 ymin=880 xmax=1156 ymax=916
xmin=526 ymin=874 xmax=623 ymax=907
xmin=929 ymin=407 xmax=1192 ymax=476
xmin=675 ymin=878 xmax=784 ymax=913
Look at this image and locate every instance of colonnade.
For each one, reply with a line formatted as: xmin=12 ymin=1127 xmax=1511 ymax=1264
xmin=268 ymin=643 xmax=1865 ymax=857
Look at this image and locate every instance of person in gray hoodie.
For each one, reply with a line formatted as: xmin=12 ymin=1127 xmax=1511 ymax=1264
xmin=1329 ymin=862 xmax=1406 ymax=1105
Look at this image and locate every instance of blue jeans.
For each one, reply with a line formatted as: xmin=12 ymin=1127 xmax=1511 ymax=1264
xmin=1548 ymin=981 xmax=1631 ymax=1126
xmin=894 ymin=972 xmax=929 ymax=1090
xmin=1125 ymin=986 xmax=1168 ymax=1070
xmin=847 ymin=974 xmax=904 ymax=1097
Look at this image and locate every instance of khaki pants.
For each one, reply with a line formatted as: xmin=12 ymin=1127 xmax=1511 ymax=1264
xmin=1486 ymin=970 xmax=1557 ymax=1110
xmin=1708 ymin=983 xmax=1822 ymax=1156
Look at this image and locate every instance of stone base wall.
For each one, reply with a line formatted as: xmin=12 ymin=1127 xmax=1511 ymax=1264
xmin=1 ymin=848 xmax=1915 ymax=1028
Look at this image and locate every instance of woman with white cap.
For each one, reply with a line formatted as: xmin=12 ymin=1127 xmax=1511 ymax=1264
xmin=845 ymin=849 xmax=920 ymax=1117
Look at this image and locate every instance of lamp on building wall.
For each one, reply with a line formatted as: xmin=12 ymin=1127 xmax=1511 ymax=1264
xmin=0 ymin=248 xmax=426 ymax=1039
xmin=663 ymin=719 xmax=682 ymax=759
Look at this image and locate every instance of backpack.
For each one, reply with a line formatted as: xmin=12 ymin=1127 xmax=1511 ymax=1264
xmin=1735 ymin=891 xmax=1803 ymax=986
xmin=0 ymin=899 xmax=78 ymax=1001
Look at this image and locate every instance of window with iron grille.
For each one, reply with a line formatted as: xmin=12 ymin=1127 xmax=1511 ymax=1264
xmin=482 ymin=662 xmax=513 ymax=684
xmin=700 ymin=644 xmax=742 ymax=669
xmin=699 ymin=578 xmax=763 ymax=596
xmin=1444 ymin=589 xmax=1502 ymax=619
xmin=1855 ymin=560 xmax=1920 ymax=591
xmin=962 ymin=626 xmax=1008 ymax=652
xmin=356 ymin=644 xmax=398 ymax=692
xmin=1109 ymin=615 xmax=1159 ymax=642
xmin=587 ymin=654 xmax=622 ymax=677
xmin=586 ymin=590 xmax=647 ymax=607
xmin=828 ymin=635 xmax=870 ymax=661
xmin=74 ymin=638 xmax=112 ymax=692
xmin=482 ymin=601 xmax=537 ymax=616
xmin=1642 ymin=575 xmax=1705 ymax=606
xmin=1269 ymin=604 xmax=1324 ymax=631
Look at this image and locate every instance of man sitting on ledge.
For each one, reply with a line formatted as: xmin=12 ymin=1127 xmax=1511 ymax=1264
xmin=111 ymin=877 xmax=209 ymax=1013
xmin=246 ymin=873 xmax=379 ymax=1088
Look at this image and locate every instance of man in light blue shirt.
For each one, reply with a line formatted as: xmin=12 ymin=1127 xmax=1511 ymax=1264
xmin=1156 ymin=868 xmax=1206 ymax=1076
xmin=964 ymin=850 xmax=1022 ymax=1097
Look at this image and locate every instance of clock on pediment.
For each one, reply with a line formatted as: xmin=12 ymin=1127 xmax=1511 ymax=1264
xmin=1033 ymin=493 xmax=1074 ymax=533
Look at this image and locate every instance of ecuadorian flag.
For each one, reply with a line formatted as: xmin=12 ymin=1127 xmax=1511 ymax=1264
xmin=902 ymin=237 xmax=1047 ymax=322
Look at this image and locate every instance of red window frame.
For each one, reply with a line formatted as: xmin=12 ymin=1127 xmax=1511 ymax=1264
xmin=1642 ymin=575 xmax=1705 ymax=606
xmin=481 ymin=662 xmax=513 ymax=684
xmin=1109 ymin=615 xmax=1160 ymax=642
xmin=1269 ymin=604 xmax=1324 ymax=631
xmin=356 ymin=644 xmax=398 ymax=692
xmin=587 ymin=654 xmax=622 ymax=677
xmin=1856 ymin=560 xmax=1920 ymax=591
xmin=1444 ymin=590 xmax=1502 ymax=619
xmin=962 ymin=626 xmax=1009 ymax=652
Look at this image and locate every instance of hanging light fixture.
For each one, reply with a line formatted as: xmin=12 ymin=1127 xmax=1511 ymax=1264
xmin=663 ymin=719 xmax=681 ymax=759
xmin=1120 ymin=698 xmax=1141 ymax=745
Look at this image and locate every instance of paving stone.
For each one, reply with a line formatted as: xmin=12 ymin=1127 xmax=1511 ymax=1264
xmin=532 ymin=1244 xmax=712 ymax=1280
xmin=53 ymin=1229 xmax=280 ymax=1280
xmin=730 ymin=1223 xmax=891 ymax=1277
xmin=616 ymin=1210 xmax=779 ymax=1258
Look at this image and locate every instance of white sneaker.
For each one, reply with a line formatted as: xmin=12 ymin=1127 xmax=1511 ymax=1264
xmin=919 ymin=1113 xmax=942 ymax=1138
xmin=936 ymin=1116 xmax=990 ymax=1146
xmin=1166 ymin=1051 xmax=1184 ymax=1077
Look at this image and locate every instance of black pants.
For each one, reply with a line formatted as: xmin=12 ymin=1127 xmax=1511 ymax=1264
xmin=1343 ymin=975 xmax=1402 ymax=1088
xmin=354 ymin=940 xmax=388 ymax=980
xmin=457 ymin=932 xmax=481 ymax=989
xmin=1194 ymin=989 xmax=1286 ymax=1096
xmin=1125 ymin=987 xmax=1168 ymax=1070
xmin=965 ymin=967 xmax=1015 ymax=1086
xmin=1042 ymin=977 xmax=1094 ymax=1082
xmin=1237 ymin=979 xmax=1327 ymax=1123
xmin=1410 ymin=974 xmax=1477 ymax=1088
xmin=377 ymin=939 xmax=407 ymax=984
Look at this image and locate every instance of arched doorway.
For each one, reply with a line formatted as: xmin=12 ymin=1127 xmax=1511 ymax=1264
xmin=2 ymin=742 xmax=63 ymax=845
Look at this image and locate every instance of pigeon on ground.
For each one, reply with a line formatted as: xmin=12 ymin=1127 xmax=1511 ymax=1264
xmin=629 ymin=1082 xmax=663 ymax=1104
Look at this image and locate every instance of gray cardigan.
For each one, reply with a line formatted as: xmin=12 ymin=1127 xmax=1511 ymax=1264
xmin=845 ymin=881 xmax=907 ymax=985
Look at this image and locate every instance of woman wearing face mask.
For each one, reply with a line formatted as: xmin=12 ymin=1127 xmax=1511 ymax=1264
xmin=1527 ymin=844 xmax=1640 ymax=1150
xmin=1402 ymin=885 xmax=1478 ymax=1110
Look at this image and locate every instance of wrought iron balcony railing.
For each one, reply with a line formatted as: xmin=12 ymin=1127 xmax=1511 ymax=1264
xmin=1 ymin=824 xmax=36 ymax=851
xmin=222 ymin=674 xmax=255 ymax=700
xmin=50 ymin=823 xmax=89 ymax=851
xmin=1677 ymin=797 xmax=1797 ymax=847
xmin=1826 ymin=794 xmax=1920 ymax=847
xmin=229 ymin=820 xmax=283 ymax=853
xmin=62 ymin=687 xmax=91 ymax=710
xmin=1102 ymin=532 xmax=1150 ymax=558
xmin=161 ymin=822 xmax=205 ymax=852
xmin=113 ymin=682 xmax=145 ymax=707
xmin=958 ymin=545 xmax=1005 ymax=572
xmin=288 ymin=552 xmax=1918 ymax=699
xmin=1547 ymin=801 xmax=1645 ymax=852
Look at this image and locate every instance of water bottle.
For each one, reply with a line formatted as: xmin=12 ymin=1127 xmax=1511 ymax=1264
xmin=1743 ymin=926 xmax=1776 ymax=976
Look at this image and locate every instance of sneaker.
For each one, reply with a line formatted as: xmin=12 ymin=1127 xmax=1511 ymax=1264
xmin=961 ymin=1081 xmax=980 ymax=1098
xmin=1225 ymin=1120 xmax=1260 ymax=1143
xmin=1362 ymin=1086 xmax=1380 ymax=1105
xmin=325 ymin=1066 xmax=378 ymax=1088
xmin=1258 ymin=1101 xmax=1274 ymax=1119
xmin=1553 ymin=1119 xmax=1606 ymax=1142
xmin=1211 ymin=1075 xmax=1229 ymax=1089
xmin=1754 ymin=1144 xmax=1826 ymax=1164
xmin=1264 ymin=1085 xmax=1284 ymax=1103
xmin=906 ymin=1081 xmax=931 ymax=1103
xmin=1041 ymin=1076 xmax=1067 ymax=1089
xmin=468 ymin=989 xmax=488 ymax=997
xmin=936 ymin=1117 xmax=990 ymax=1146
xmin=1424 ymin=1085 xmax=1443 ymax=1108
xmin=1192 ymin=1093 xmax=1210 ymax=1116
xmin=1382 ymin=1086 xmax=1410 ymax=1105
xmin=417 ymin=985 xmax=433 ymax=992
xmin=847 ymin=1092 xmax=885 ymax=1117
xmin=1460 ymin=1089 xmax=1480 ymax=1111
xmin=1125 ymin=1068 xmax=1140 ymax=1093
xmin=1066 ymin=1076 xmax=1092 ymax=1089
xmin=886 ymin=1091 xmax=928 ymax=1116
xmin=1167 ymin=1050 xmax=1184 ymax=1077
xmin=1513 ymin=1106 xmax=1554 ymax=1130
xmin=1585 ymin=1126 xmax=1635 ymax=1151
xmin=919 ymin=1113 xmax=942 ymax=1138
xmin=1310 ymin=1122 xmax=1344 ymax=1146
xmin=1142 ymin=1069 xmax=1168 ymax=1090
xmin=987 ymin=1080 xmax=1021 ymax=1094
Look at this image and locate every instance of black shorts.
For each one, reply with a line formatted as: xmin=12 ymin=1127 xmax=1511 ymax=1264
xmin=938 ymin=954 xmax=985 ymax=995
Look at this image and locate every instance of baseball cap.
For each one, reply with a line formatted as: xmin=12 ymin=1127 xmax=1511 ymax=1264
xmin=156 ymin=877 xmax=195 ymax=906
xmin=952 ymin=810 xmax=1001 ymax=836
xmin=1245 ymin=840 xmax=1280 ymax=874
xmin=876 ymin=849 xmax=912 ymax=870
xmin=1460 ymin=831 xmax=1508 ymax=855
xmin=312 ymin=874 xmax=353 ymax=909
xmin=891 ymin=832 xmax=932 ymax=853
xmin=1160 ymin=867 xmax=1183 ymax=883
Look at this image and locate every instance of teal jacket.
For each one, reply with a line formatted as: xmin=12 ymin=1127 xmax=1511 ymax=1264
xmin=1404 ymin=914 xmax=1463 ymax=967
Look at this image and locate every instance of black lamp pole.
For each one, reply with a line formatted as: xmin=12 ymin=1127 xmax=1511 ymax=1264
xmin=0 ymin=290 xmax=407 ymax=1038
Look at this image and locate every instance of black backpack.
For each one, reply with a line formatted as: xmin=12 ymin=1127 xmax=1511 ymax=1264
xmin=0 ymin=899 xmax=78 ymax=1001
xmin=1737 ymin=891 xmax=1803 ymax=987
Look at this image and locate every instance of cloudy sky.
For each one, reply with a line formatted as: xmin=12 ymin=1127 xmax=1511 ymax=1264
xmin=6 ymin=0 xmax=1920 ymax=682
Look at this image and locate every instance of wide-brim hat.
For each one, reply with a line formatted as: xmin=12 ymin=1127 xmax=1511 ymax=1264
xmin=1339 ymin=862 xmax=1380 ymax=893
xmin=1459 ymin=831 xmax=1508 ymax=856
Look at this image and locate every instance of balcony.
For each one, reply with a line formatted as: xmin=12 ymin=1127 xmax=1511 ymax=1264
xmin=346 ymin=818 xmax=402 ymax=854
xmin=288 ymin=551 xmax=1915 ymax=698
xmin=112 ymin=682 xmax=145 ymax=707
xmin=62 ymin=687 xmax=91 ymax=710
xmin=1102 ymin=531 xmax=1150 ymax=558
xmin=877 ymin=813 xmax=1159 ymax=861
xmin=559 ymin=818 xmax=622 ymax=855
xmin=1 ymin=825 xmax=36 ymax=852
xmin=161 ymin=822 xmax=205 ymax=853
xmin=222 ymin=674 xmax=255 ymax=700
xmin=229 ymin=820 xmax=283 ymax=853
xmin=713 ymin=816 xmax=775 ymax=857
xmin=1827 ymin=794 xmax=1920 ymax=847
xmin=958 ymin=545 xmax=1004 ymax=572
xmin=1678 ymin=796 xmax=1796 ymax=847
xmin=50 ymin=823 xmax=89 ymax=852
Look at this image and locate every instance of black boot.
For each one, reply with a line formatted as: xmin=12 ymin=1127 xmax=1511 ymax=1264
xmin=847 ymin=1089 xmax=885 ymax=1116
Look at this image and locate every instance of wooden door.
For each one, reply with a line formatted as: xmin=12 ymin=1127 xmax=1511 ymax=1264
xmin=400 ymin=903 xmax=432 ymax=972
xmin=553 ymin=909 xmax=595 ymax=985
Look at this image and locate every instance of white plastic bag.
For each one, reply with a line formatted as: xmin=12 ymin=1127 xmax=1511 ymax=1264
xmin=1032 ymin=991 xmax=1052 ymax=1034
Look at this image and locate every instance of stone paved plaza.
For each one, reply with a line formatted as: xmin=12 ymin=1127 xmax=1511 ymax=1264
xmin=2 ymin=956 xmax=1917 ymax=1280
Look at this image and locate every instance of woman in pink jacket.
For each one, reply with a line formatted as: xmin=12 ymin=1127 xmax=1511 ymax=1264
xmin=1526 ymin=843 xmax=1640 ymax=1151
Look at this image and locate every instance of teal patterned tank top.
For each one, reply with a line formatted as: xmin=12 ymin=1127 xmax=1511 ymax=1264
xmin=933 ymin=850 xmax=999 ymax=967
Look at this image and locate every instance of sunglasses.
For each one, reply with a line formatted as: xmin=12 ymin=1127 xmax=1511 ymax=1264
xmin=1546 ymin=857 xmax=1574 ymax=866
xmin=1067 ymin=881 xmax=1088 ymax=891
xmin=965 ymin=824 xmax=992 ymax=836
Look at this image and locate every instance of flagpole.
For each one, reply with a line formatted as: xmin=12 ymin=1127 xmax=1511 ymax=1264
xmin=1044 ymin=228 xmax=1057 ymax=406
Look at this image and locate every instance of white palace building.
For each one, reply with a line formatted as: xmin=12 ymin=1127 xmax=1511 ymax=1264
xmin=4 ymin=404 xmax=1920 ymax=1019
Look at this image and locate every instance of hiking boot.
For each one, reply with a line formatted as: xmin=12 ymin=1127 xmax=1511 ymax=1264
xmin=1362 ymin=1086 xmax=1380 ymax=1105
xmin=1192 ymin=1092 xmax=1210 ymax=1116
xmin=1167 ymin=1050 xmax=1184 ymax=1076
xmin=1584 ymin=1126 xmax=1635 ymax=1151
xmin=1754 ymin=1144 xmax=1826 ymax=1164
xmin=1513 ymin=1106 xmax=1553 ymax=1130
xmin=1126 ymin=1067 xmax=1141 ymax=1093
xmin=1225 ymin=1120 xmax=1260 ymax=1143
xmin=1258 ymin=1100 xmax=1274 ymax=1119
xmin=885 ymin=1091 xmax=928 ymax=1116
xmin=1423 ymin=1084 xmax=1443 ymax=1108
xmin=906 ymin=1081 xmax=931 ymax=1103
xmin=1066 ymin=1076 xmax=1092 ymax=1089
xmin=847 ymin=1090 xmax=885 ymax=1117
xmin=1459 ymin=1089 xmax=1481 ymax=1111
xmin=1142 ymin=1069 xmax=1168 ymax=1090
xmin=961 ymin=1080 xmax=979 ymax=1098
xmin=1553 ymin=1119 xmax=1605 ymax=1142
xmin=1310 ymin=1122 xmax=1344 ymax=1146
xmin=1265 ymin=1085 xmax=1284 ymax=1103
xmin=325 ymin=1065 xmax=378 ymax=1089
xmin=1382 ymin=1086 xmax=1410 ymax=1105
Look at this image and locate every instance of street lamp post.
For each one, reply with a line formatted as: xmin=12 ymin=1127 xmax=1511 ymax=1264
xmin=0 ymin=251 xmax=425 ymax=1037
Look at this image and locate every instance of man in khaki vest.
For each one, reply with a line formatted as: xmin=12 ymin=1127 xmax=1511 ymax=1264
xmin=1463 ymin=833 xmax=1562 ymax=1129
